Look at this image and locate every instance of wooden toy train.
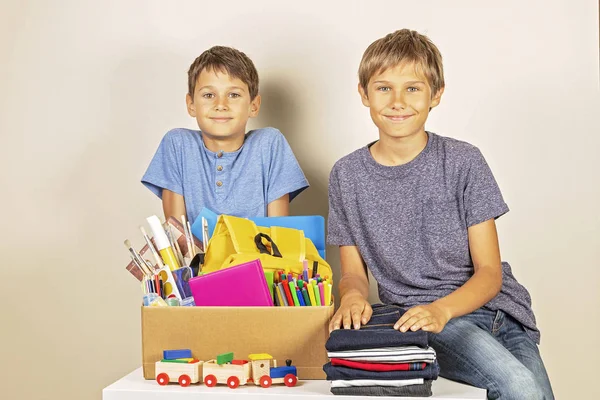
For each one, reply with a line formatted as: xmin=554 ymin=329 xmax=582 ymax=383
xmin=155 ymin=350 xmax=298 ymax=389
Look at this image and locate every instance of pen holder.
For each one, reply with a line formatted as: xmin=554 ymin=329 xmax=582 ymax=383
xmin=157 ymin=265 xmax=183 ymax=301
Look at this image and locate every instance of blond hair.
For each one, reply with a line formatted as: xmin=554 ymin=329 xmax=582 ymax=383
xmin=359 ymin=29 xmax=444 ymax=96
xmin=187 ymin=46 xmax=259 ymax=99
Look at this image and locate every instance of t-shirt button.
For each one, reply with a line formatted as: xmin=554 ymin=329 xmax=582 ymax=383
xmin=217 ymin=151 xmax=223 ymax=158
xmin=217 ymin=165 xmax=223 ymax=171
xmin=216 ymin=181 xmax=223 ymax=187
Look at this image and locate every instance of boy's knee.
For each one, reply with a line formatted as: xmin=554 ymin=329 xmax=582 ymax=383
xmin=491 ymin=370 xmax=544 ymax=400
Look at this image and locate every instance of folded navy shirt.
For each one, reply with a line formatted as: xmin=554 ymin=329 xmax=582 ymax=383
xmin=326 ymin=304 xmax=429 ymax=351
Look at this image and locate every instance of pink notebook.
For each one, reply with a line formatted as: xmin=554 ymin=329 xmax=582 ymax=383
xmin=189 ymin=259 xmax=274 ymax=307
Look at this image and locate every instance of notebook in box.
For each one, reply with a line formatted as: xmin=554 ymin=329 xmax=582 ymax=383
xmin=189 ymin=259 xmax=274 ymax=306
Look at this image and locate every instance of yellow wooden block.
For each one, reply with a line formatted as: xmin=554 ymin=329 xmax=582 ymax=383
xmin=248 ymin=353 xmax=272 ymax=361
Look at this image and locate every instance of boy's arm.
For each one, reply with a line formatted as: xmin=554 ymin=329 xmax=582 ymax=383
xmin=329 ymin=245 xmax=373 ymax=332
xmin=162 ymin=189 xmax=187 ymax=222
xmin=395 ymin=218 xmax=503 ymax=333
xmin=266 ymin=194 xmax=290 ymax=216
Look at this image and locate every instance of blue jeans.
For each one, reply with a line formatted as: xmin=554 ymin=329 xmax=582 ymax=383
xmin=429 ymin=308 xmax=554 ymax=400
xmin=331 ymin=381 xmax=432 ymax=397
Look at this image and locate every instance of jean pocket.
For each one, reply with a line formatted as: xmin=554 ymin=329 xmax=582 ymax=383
xmin=422 ymin=198 xmax=463 ymax=236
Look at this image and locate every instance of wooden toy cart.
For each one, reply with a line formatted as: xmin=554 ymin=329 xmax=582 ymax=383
xmin=155 ymin=359 xmax=203 ymax=387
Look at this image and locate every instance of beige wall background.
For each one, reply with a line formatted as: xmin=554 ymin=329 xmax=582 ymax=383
xmin=1 ymin=0 xmax=598 ymax=398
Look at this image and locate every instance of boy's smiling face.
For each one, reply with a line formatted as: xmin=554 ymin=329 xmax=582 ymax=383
xmin=186 ymin=68 xmax=261 ymax=142
xmin=359 ymin=62 xmax=443 ymax=141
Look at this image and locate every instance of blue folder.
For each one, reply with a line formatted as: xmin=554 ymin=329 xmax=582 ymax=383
xmin=191 ymin=208 xmax=326 ymax=259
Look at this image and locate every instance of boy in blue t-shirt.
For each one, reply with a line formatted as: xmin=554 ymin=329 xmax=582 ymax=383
xmin=142 ymin=46 xmax=308 ymax=224
xmin=327 ymin=29 xmax=554 ymax=399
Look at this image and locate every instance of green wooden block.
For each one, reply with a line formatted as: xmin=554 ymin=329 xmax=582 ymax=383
xmin=217 ymin=352 xmax=234 ymax=365
xmin=161 ymin=359 xmax=188 ymax=363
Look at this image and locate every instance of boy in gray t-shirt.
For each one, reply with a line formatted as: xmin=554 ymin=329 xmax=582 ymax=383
xmin=328 ymin=29 xmax=554 ymax=399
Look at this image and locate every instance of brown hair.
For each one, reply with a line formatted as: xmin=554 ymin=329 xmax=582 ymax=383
xmin=187 ymin=46 xmax=259 ymax=99
xmin=359 ymin=29 xmax=444 ymax=96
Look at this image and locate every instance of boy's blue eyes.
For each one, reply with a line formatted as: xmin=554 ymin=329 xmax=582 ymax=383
xmin=201 ymin=93 xmax=241 ymax=99
xmin=376 ymin=86 xmax=419 ymax=92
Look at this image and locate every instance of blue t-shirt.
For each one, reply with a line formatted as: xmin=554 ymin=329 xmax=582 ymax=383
xmin=142 ymin=127 xmax=309 ymax=224
xmin=327 ymin=131 xmax=540 ymax=343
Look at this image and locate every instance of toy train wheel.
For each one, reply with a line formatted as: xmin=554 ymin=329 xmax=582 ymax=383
xmin=227 ymin=376 xmax=240 ymax=389
xmin=259 ymin=375 xmax=272 ymax=388
xmin=204 ymin=374 xmax=217 ymax=387
xmin=156 ymin=372 xmax=169 ymax=386
xmin=178 ymin=374 xmax=191 ymax=387
xmin=284 ymin=374 xmax=297 ymax=387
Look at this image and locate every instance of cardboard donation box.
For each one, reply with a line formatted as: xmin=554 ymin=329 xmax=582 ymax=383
xmin=142 ymin=304 xmax=334 ymax=380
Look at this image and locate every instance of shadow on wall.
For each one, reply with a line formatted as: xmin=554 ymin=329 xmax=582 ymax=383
xmin=253 ymin=77 xmax=381 ymax=306
xmin=253 ymin=78 xmax=328 ymax=218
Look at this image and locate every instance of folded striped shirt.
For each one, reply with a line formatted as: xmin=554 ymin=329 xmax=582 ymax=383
xmin=331 ymin=378 xmax=424 ymax=388
xmin=327 ymin=346 xmax=437 ymax=363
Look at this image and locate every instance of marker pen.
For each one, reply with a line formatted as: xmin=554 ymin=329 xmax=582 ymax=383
xmin=146 ymin=215 xmax=181 ymax=271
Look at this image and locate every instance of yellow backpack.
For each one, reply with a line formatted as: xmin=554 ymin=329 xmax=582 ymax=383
xmin=202 ymin=215 xmax=332 ymax=279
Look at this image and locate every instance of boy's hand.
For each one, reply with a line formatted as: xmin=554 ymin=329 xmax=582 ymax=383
xmin=394 ymin=303 xmax=451 ymax=334
xmin=329 ymin=292 xmax=372 ymax=333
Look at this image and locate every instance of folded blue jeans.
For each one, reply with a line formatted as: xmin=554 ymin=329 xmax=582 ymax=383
xmin=331 ymin=381 xmax=432 ymax=397
xmin=326 ymin=304 xmax=429 ymax=351
xmin=323 ymin=361 xmax=439 ymax=381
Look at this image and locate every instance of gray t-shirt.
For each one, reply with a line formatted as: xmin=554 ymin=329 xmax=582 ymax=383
xmin=327 ymin=131 xmax=540 ymax=343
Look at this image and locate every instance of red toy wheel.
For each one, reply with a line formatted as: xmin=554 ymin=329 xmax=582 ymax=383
xmin=178 ymin=374 xmax=191 ymax=387
xmin=204 ymin=374 xmax=217 ymax=387
xmin=284 ymin=373 xmax=297 ymax=387
xmin=156 ymin=372 xmax=169 ymax=386
xmin=259 ymin=375 xmax=272 ymax=388
xmin=227 ymin=376 xmax=240 ymax=389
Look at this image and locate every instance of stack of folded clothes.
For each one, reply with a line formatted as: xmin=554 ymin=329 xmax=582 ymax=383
xmin=323 ymin=304 xmax=439 ymax=397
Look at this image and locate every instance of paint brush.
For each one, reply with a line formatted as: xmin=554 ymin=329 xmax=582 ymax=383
xmin=202 ymin=217 xmax=209 ymax=252
xmin=124 ymin=239 xmax=152 ymax=276
xmin=166 ymin=225 xmax=185 ymax=267
xmin=139 ymin=226 xmax=164 ymax=269
xmin=181 ymin=214 xmax=194 ymax=258
xmin=186 ymin=220 xmax=196 ymax=257
xmin=128 ymin=252 xmax=145 ymax=278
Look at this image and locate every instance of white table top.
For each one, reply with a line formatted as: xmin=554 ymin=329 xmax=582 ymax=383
xmin=103 ymin=368 xmax=486 ymax=400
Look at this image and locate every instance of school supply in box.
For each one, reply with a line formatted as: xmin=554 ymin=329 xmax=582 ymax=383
xmin=191 ymin=207 xmax=327 ymax=259
xmin=124 ymin=213 xmax=332 ymax=308
xmin=189 ymin=259 xmax=274 ymax=307
xmin=202 ymin=215 xmax=332 ymax=279
xmin=251 ymin=215 xmax=326 ymax=259
xmin=135 ymin=214 xmax=334 ymax=380
xmin=124 ymin=215 xmax=201 ymax=307
xmin=270 ymin=266 xmax=332 ymax=307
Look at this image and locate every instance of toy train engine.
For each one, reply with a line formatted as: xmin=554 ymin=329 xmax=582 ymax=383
xmin=249 ymin=353 xmax=297 ymax=388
